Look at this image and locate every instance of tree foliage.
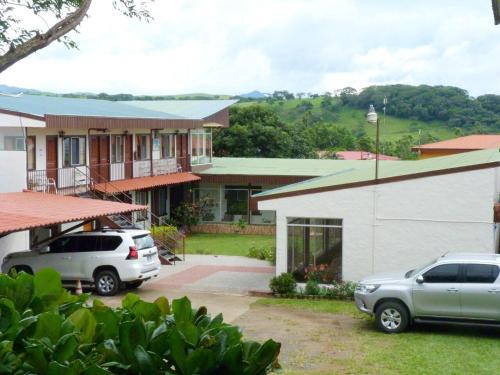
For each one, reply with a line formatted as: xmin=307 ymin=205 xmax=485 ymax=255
xmin=0 ymin=0 xmax=152 ymax=73
xmin=341 ymin=84 xmax=500 ymax=132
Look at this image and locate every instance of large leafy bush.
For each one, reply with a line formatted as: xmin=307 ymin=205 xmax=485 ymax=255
xmin=0 ymin=268 xmax=280 ymax=374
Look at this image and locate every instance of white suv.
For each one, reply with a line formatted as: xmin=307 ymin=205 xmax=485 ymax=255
xmin=1 ymin=229 xmax=161 ymax=296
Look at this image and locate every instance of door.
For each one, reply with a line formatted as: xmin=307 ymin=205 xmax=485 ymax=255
xmin=124 ymin=134 xmax=133 ymax=179
xmin=460 ymin=263 xmax=500 ymax=320
xmin=412 ymin=263 xmax=462 ymax=317
xmin=46 ymin=136 xmax=58 ymax=184
xmin=89 ymin=135 xmax=110 ymax=183
xmin=99 ymin=135 xmax=110 ymax=182
xmin=176 ymin=134 xmax=189 ymax=172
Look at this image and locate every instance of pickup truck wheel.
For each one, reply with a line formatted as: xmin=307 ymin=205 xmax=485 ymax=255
xmin=375 ymin=301 xmax=409 ymax=334
xmin=95 ymin=270 xmax=120 ymax=296
xmin=125 ymin=280 xmax=143 ymax=290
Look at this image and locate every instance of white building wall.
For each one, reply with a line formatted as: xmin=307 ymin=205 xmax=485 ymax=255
xmin=259 ymin=167 xmax=499 ymax=281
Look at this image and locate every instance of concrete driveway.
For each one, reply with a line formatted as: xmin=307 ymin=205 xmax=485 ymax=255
xmin=100 ymin=254 xmax=275 ymax=322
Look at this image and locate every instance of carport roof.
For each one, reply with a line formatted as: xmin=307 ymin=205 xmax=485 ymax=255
xmin=0 ymin=191 xmax=146 ymax=235
xmin=254 ymin=148 xmax=500 ymax=201
xmin=93 ymin=172 xmax=201 ymax=194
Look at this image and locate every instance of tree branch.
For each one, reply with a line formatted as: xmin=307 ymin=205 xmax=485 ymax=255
xmin=0 ymin=0 xmax=93 ymax=74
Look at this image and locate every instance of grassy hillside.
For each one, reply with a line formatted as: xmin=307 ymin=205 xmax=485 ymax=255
xmin=236 ymin=97 xmax=457 ymax=142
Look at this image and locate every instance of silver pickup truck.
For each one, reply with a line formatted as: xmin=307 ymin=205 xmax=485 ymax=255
xmin=354 ymin=253 xmax=500 ymax=333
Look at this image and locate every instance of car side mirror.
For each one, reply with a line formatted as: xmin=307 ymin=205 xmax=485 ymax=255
xmin=38 ymin=246 xmax=50 ymax=254
xmin=416 ymin=275 xmax=424 ymax=284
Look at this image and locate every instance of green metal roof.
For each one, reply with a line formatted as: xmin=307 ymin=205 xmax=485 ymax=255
xmin=0 ymin=94 xmax=235 ymax=120
xmin=254 ymin=149 xmax=500 ymax=198
xmin=123 ymin=100 xmax=238 ymax=119
xmin=197 ymin=157 xmax=391 ymax=177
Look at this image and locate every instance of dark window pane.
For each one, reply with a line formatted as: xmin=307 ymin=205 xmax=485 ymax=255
xmin=423 ymin=264 xmax=460 ymax=283
xmin=75 ymin=236 xmax=99 ymax=252
xmin=100 ymin=236 xmax=123 ymax=251
xmin=49 ymin=237 xmax=78 ymax=253
xmin=464 ymin=264 xmax=500 ymax=283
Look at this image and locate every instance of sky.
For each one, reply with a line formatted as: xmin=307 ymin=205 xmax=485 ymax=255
xmin=0 ymin=0 xmax=499 ymax=96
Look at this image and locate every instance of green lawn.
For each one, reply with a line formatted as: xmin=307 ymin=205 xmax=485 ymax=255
xmin=184 ymin=233 xmax=275 ymax=256
xmin=254 ymin=298 xmax=500 ymax=374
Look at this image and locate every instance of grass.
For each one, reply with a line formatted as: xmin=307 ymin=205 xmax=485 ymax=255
xmin=184 ymin=233 xmax=275 ymax=256
xmin=255 ymin=298 xmax=500 ymax=374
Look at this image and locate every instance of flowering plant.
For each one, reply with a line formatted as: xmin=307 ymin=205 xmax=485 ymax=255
xmin=304 ymin=263 xmax=333 ymax=283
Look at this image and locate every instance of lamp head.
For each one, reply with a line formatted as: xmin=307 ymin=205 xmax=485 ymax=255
xmin=367 ymin=104 xmax=378 ymax=123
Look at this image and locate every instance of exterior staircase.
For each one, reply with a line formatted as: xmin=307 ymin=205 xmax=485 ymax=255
xmin=76 ymin=168 xmax=184 ymax=265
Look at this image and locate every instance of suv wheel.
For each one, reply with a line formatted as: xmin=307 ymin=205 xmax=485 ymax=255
xmin=95 ymin=270 xmax=120 ymax=296
xmin=375 ymin=301 xmax=409 ymax=334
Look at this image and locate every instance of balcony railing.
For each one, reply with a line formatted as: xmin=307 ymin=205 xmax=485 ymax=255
xmin=27 ymin=157 xmax=189 ymax=195
xmin=27 ymin=166 xmax=91 ymax=195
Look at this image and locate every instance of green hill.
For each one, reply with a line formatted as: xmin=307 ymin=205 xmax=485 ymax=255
xmin=236 ymin=97 xmax=457 ymax=142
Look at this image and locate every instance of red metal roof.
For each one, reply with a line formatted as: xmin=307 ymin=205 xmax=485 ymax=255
xmin=335 ymin=151 xmax=400 ymax=161
xmin=413 ymin=135 xmax=500 ymax=151
xmin=0 ymin=191 xmax=146 ymax=235
xmin=93 ymin=172 xmax=201 ymax=194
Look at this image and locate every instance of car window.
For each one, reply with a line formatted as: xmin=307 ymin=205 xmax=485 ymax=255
xmin=423 ymin=264 xmax=460 ymax=283
xmin=49 ymin=237 xmax=79 ymax=253
xmin=464 ymin=264 xmax=500 ymax=283
xmin=133 ymin=234 xmax=155 ymax=250
xmin=100 ymin=236 xmax=123 ymax=251
xmin=74 ymin=236 xmax=100 ymax=252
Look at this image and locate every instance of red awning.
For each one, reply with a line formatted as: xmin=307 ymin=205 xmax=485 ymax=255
xmin=93 ymin=172 xmax=200 ymax=194
xmin=0 ymin=191 xmax=146 ymax=235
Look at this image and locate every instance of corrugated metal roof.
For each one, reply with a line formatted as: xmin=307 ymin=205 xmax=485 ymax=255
xmin=0 ymin=191 xmax=146 ymax=235
xmin=254 ymin=149 xmax=500 ymax=199
xmin=123 ymin=100 xmax=238 ymax=119
xmin=197 ymin=157 xmax=392 ymax=177
xmin=0 ymin=94 xmax=236 ymax=120
xmin=93 ymin=172 xmax=201 ymax=194
xmin=413 ymin=135 xmax=500 ymax=151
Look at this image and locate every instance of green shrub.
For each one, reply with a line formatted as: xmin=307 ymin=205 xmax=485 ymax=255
xmin=336 ymin=281 xmax=357 ymax=300
xmin=0 ymin=268 xmax=281 ymax=374
xmin=150 ymin=225 xmax=183 ymax=251
xmin=247 ymin=245 xmax=276 ymax=265
xmin=269 ymin=273 xmax=297 ymax=295
xmin=304 ymin=280 xmax=320 ymax=295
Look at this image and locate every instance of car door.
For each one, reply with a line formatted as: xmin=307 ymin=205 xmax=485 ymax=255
xmin=43 ymin=237 xmax=78 ymax=279
xmin=459 ymin=263 xmax=500 ymax=320
xmin=68 ymin=236 xmax=100 ymax=280
xmin=412 ymin=263 xmax=462 ymax=318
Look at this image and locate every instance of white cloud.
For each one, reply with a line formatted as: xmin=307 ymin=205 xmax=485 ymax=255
xmin=0 ymin=0 xmax=499 ymax=96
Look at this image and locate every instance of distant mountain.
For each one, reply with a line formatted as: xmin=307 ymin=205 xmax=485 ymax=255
xmin=238 ymin=90 xmax=269 ymax=99
xmin=0 ymin=84 xmax=40 ymax=95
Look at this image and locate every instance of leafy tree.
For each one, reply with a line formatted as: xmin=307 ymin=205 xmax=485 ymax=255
xmin=0 ymin=0 xmax=152 ymax=73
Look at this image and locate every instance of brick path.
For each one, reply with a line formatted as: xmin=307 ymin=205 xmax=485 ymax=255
xmin=152 ymin=264 xmax=275 ymax=288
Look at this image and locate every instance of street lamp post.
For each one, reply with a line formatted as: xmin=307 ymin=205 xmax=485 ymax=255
xmin=366 ymin=104 xmax=380 ymax=180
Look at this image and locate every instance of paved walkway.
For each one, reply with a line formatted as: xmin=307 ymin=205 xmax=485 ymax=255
xmin=100 ymin=254 xmax=275 ymax=322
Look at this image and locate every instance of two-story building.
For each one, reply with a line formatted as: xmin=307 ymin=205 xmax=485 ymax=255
xmin=0 ymin=94 xmax=236 ymax=231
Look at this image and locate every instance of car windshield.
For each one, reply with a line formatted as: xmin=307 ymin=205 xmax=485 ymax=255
xmin=405 ymin=258 xmax=437 ymax=278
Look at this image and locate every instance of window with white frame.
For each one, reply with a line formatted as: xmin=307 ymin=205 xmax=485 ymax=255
xmin=111 ymin=135 xmax=124 ymax=163
xmin=190 ymin=129 xmax=212 ymax=165
xmin=4 ymin=136 xmax=25 ymax=151
xmin=161 ymin=134 xmax=175 ymax=159
xmin=63 ymin=136 xmax=86 ymax=167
